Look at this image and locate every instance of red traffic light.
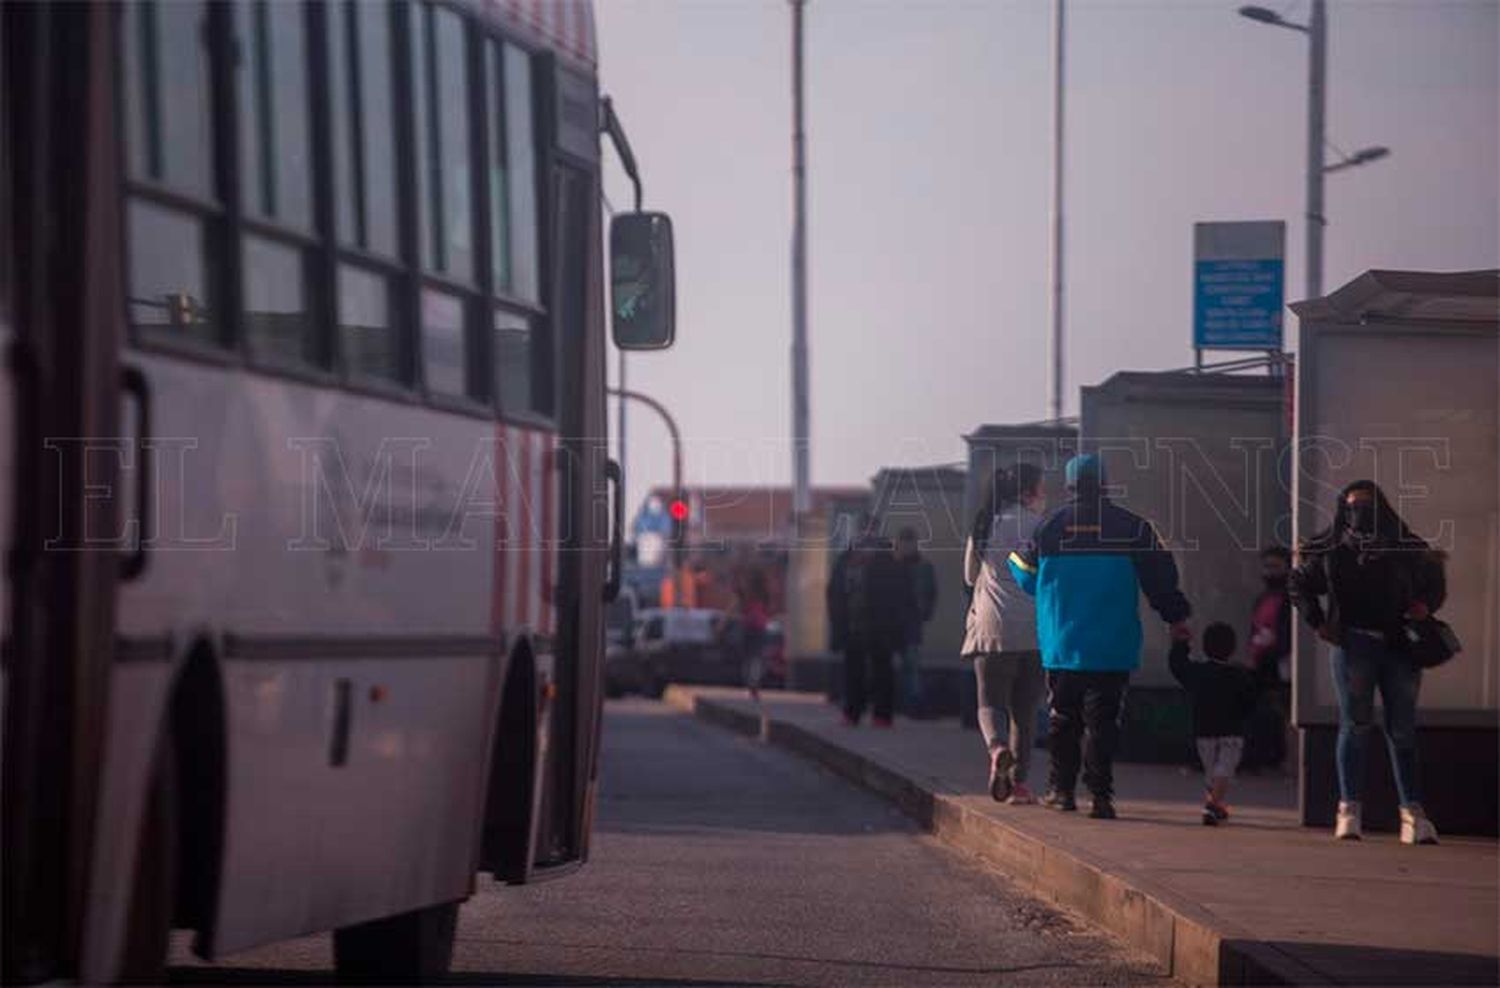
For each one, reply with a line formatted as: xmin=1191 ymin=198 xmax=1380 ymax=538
xmin=669 ymin=498 xmax=689 ymax=522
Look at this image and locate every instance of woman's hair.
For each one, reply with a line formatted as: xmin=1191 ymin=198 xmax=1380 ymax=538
xmin=1300 ymin=479 xmax=1426 ymax=554
xmin=971 ymin=462 xmax=1044 ymax=553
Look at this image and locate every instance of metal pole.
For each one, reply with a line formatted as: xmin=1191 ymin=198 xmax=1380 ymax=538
xmin=1306 ymin=0 xmax=1326 ymax=300
xmin=790 ymin=0 xmax=810 ymax=519
xmin=1048 ymin=0 xmax=1066 ymax=422
xmin=607 ymin=387 xmax=683 ymax=606
xmin=617 ymin=350 xmax=627 ymax=512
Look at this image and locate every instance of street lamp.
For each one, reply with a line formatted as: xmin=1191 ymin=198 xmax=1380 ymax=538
xmin=1324 ymin=145 xmax=1390 ymax=173
xmin=1239 ymin=1 xmax=1326 ymax=299
xmin=1239 ymin=3 xmax=1391 ymax=301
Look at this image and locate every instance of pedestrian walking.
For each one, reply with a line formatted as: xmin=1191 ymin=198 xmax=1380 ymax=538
xmin=1008 ymin=454 xmax=1191 ymax=820
xmin=962 ymin=463 xmax=1047 ymax=804
xmin=1169 ymin=622 xmax=1256 ymax=826
xmin=895 ymin=527 xmax=939 ymax=717
xmin=1243 ymin=545 xmax=1293 ymax=771
xmin=736 ymin=569 xmax=772 ymax=700
xmin=832 ymin=526 xmax=906 ymax=727
xmin=1290 ymin=480 xmax=1448 ymax=844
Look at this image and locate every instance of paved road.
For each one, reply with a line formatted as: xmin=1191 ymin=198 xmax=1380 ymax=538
xmin=174 ymin=699 xmax=1166 ymax=986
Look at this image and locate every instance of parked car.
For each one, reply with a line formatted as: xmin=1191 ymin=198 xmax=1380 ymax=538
xmin=605 ymin=607 xmax=742 ymax=698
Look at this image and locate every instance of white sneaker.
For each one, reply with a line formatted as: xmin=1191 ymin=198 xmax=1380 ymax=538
xmin=1400 ymin=804 xmax=1439 ymax=845
xmin=1334 ymin=800 xmax=1362 ymax=840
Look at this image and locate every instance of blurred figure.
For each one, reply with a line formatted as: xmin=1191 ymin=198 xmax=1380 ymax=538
xmin=894 ymin=526 xmax=939 ymax=717
xmin=1169 ymin=623 xmax=1256 ymax=826
xmin=830 ymin=525 xmax=905 ymax=727
xmin=1243 ymin=545 xmax=1293 ymax=771
xmin=1009 ymin=454 xmax=1192 ymax=820
xmin=962 ymin=464 xmax=1046 ymax=804
xmin=1291 ymin=480 xmax=1447 ymax=844
xmin=736 ymin=569 xmax=772 ymax=700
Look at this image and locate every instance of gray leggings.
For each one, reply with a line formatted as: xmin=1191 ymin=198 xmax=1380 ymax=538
xmin=973 ymin=650 xmax=1044 ymax=784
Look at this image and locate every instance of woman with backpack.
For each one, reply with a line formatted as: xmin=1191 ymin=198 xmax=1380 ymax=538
xmin=963 ymin=463 xmax=1047 ymax=803
xmin=1291 ymin=480 xmax=1449 ymax=844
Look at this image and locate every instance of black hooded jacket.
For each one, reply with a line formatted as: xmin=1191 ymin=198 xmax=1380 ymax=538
xmin=1290 ymin=481 xmax=1446 ymax=645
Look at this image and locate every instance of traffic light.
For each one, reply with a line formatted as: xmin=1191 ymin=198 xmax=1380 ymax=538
xmin=668 ymin=494 xmax=689 ymax=607
xmin=668 ymin=495 xmax=689 ymax=549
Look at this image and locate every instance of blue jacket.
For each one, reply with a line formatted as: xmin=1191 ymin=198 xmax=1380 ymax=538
xmin=1006 ymin=495 xmax=1189 ymax=672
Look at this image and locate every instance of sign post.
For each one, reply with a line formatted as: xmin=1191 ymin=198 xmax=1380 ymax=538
xmin=1193 ymin=221 xmax=1286 ymax=363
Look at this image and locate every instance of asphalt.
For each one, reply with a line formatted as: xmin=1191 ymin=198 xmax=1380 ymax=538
xmin=171 ymin=698 xmax=1168 ymax=986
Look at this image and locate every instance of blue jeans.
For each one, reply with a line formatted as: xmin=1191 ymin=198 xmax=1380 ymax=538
xmin=1331 ymin=632 xmax=1423 ymax=806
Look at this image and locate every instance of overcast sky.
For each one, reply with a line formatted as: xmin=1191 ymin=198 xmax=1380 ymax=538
xmin=596 ymin=0 xmax=1499 ymax=512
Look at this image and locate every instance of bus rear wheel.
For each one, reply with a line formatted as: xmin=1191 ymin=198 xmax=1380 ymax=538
xmin=332 ymin=900 xmax=460 ymax=984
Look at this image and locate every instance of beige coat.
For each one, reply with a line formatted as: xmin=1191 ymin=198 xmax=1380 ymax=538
xmin=961 ymin=506 xmax=1042 ymax=657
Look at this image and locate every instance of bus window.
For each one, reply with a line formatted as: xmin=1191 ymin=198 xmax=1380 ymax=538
xmin=329 ymin=0 xmax=404 ymax=384
xmin=421 ymin=288 xmax=467 ymax=397
xmin=338 ymin=266 xmax=397 ymax=383
xmin=235 ymin=0 xmax=313 ymax=232
xmin=492 ymin=309 xmax=532 ymax=413
xmin=122 ymin=0 xmax=214 ymax=198
xmin=412 ymin=3 xmax=476 ymax=284
xmin=242 ymin=235 xmax=311 ymax=366
xmin=502 ymin=43 xmax=539 ymax=302
xmin=234 ymin=0 xmax=318 ymax=366
xmin=486 ymin=41 xmax=546 ymax=417
xmin=121 ymin=1 xmax=221 ymax=347
xmin=329 ymin=0 xmax=398 ymax=258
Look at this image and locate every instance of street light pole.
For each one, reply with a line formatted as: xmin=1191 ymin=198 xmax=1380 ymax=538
xmin=790 ymin=0 xmax=811 ymax=520
xmin=1306 ymin=0 xmax=1326 ymax=301
xmin=1048 ymin=0 xmax=1066 ymax=423
xmin=607 ymin=387 xmax=684 ymax=607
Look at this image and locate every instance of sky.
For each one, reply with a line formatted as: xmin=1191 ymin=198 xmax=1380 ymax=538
xmin=595 ymin=0 xmax=1500 ymax=513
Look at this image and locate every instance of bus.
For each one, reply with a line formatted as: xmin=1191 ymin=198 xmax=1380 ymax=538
xmin=0 ymin=0 xmax=674 ymax=981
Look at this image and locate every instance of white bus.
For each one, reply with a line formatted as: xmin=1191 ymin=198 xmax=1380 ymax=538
xmin=0 ymin=1 xmax=674 ymax=981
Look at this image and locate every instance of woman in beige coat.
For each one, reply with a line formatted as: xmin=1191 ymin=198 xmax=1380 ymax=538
xmin=963 ymin=463 xmax=1047 ymax=803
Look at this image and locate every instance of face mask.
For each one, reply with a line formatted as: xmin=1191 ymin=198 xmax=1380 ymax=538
xmin=1346 ymin=502 xmax=1376 ymax=534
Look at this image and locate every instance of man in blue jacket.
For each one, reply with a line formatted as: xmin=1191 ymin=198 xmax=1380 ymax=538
xmin=1008 ymin=455 xmax=1191 ymax=819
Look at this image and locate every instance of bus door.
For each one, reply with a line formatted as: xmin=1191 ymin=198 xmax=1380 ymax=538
xmin=1 ymin=4 xmax=125 ymax=982
xmin=535 ymin=65 xmax=609 ymax=870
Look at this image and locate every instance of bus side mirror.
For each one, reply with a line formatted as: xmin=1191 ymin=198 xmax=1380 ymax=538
xmin=610 ymin=212 xmax=676 ymax=350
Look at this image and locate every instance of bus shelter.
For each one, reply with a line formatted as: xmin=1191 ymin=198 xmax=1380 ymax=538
xmin=1292 ymin=269 xmax=1499 ymax=835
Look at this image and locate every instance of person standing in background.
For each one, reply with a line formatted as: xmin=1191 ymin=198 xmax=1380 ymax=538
xmin=1244 ymin=545 xmax=1293 ymax=771
xmin=962 ymin=464 xmax=1047 ymax=804
xmin=837 ymin=526 xmax=906 ymax=727
xmin=895 ymin=527 xmax=939 ymax=717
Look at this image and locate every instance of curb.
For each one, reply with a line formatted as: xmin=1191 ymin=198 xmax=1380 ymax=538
xmin=664 ymin=686 xmax=1331 ymax=987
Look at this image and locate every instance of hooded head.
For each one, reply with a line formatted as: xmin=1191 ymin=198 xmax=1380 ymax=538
xmin=1065 ymin=454 xmax=1104 ymax=496
xmin=1303 ymin=479 xmax=1425 ymax=554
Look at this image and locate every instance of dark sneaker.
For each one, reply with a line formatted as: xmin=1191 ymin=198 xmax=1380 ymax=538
xmin=1041 ymin=789 xmax=1077 ymax=812
xmin=1202 ymin=802 xmax=1219 ymax=826
xmin=1208 ymin=800 xmax=1229 ymax=823
xmin=989 ymin=748 xmax=1016 ymax=803
xmin=1089 ymin=797 xmax=1117 ymax=820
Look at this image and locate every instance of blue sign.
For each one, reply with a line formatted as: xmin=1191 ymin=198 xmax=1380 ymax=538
xmin=1193 ymin=221 xmax=1285 ymax=351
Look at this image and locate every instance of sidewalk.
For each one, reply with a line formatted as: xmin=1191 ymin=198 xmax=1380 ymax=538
xmin=664 ymin=687 xmax=1499 ymax=987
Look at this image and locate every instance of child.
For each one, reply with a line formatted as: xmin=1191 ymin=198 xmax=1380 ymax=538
xmin=1169 ymin=622 xmax=1257 ymax=826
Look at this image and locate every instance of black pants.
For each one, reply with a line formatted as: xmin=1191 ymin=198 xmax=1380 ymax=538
xmin=1046 ymin=670 xmax=1129 ymax=799
xmin=843 ymin=639 xmax=895 ymax=723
